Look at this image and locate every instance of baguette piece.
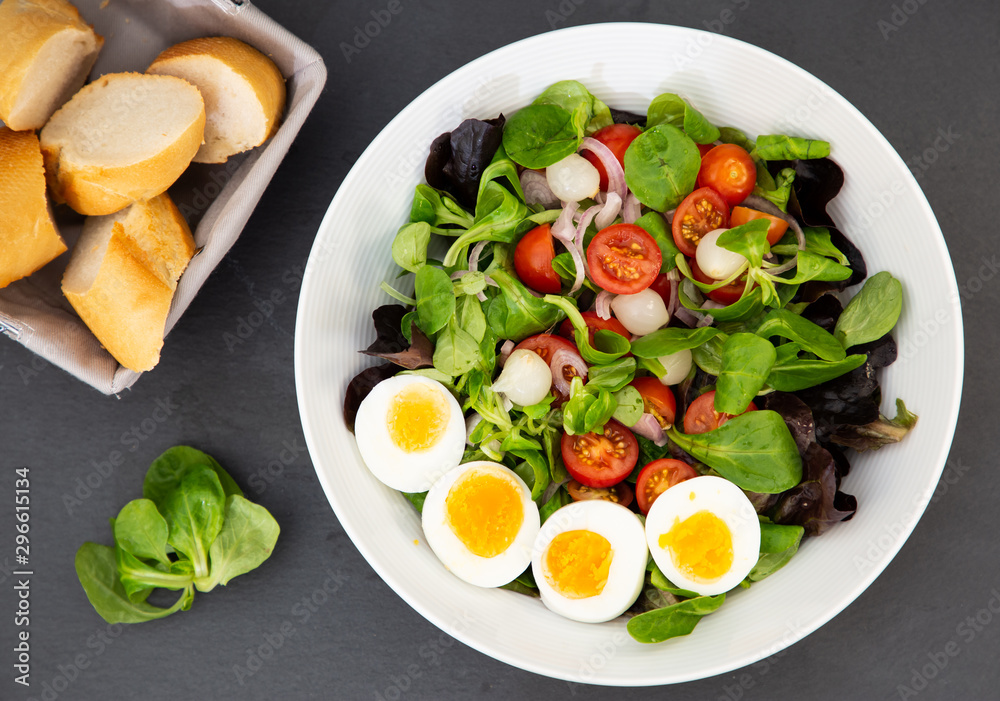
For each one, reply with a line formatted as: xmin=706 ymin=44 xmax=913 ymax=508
xmin=147 ymin=37 xmax=285 ymax=164
xmin=40 ymin=72 xmax=205 ymax=216
xmin=0 ymin=127 xmax=66 ymax=288
xmin=62 ymin=193 xmax=195 ymax=372
xmin=0 ymin=0 xmax=103 ymax=132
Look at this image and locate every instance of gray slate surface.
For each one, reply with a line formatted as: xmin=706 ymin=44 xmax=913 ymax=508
xmin=1 ymin=0 xmax=997 ymax=699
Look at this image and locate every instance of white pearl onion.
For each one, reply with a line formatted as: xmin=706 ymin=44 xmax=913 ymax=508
xmin=489 ymin=349 xmax=553 ymax=406
xmin=656 ymin=348 xmax=693 ymax=386
xmin=609 ymin=288 xmax=669 ymax=336
xmin=546 ymin=153 xmax=600 ymax=202
xmin=695 ymin=228 xmax=748 ymax=280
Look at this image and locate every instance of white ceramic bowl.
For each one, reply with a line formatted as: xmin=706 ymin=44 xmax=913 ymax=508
xmin=294 ymin=23 xmax=963 ymax=685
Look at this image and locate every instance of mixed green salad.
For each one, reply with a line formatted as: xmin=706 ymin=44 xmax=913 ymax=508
xmin=345 ymin=80 xmax=916 ymax=643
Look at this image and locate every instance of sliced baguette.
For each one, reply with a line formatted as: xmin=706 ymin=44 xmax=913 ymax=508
xmin=40 ymin=72 xmax=205 ymax=216
xmin=0 ymin=126 xmax=66 ymax=288
xmin=0 ymin=0 xmax=103 ymax=132
xmin=62 ymin=193 xmax=195 ymax=372
xmin=147 ymin=36 xmax=285 ymax=164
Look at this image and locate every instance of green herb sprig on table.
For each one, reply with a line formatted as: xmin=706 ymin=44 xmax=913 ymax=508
xmin=75 ymin=446 xmax=280 ymax=624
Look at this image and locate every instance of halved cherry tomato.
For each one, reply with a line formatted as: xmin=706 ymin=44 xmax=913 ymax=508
xmin=582 ymin=123 xmax=641 ymax=191
xmin=730 ymin=206 xmax=790 ymax=246
xmin=566 ymin=479 xmax=634 ymax=509
xmin=561 ymin=419 xmax=639 ymax=488
xmin=635 ymin=459 xmax=699 ymax=514
xmin=586 ymin=223 xmax=662 ymax=294
xmin=513 ymin=224 xmax=561 ymax=294
xmin=513 ymin=334 xmax=584 ymax=401
xmin=697 ymin=144 xmax=756 ymax=206
xmin=689 ymin=258 xmax=747 ymax=306
xmin=629 ymin=377 xmax=677 ymax=429
xmin=683 ymin=390 xmax=758 ymax=434
xmin=671 ymin=187 xmax=729 ymax=258
xmin=558 ymin=311 xmax=631 ymax=348
xmin=696 ymin=143 xmax=715 ymax=158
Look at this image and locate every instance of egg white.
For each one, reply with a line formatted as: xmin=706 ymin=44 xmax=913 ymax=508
xmin=531 ymin=500 xmax=648 ymax=624
xmin=422 ymin=461 xmax=540 ymax=588
xmin=645 ymin=475 xmax=761 ymax=596
xmin=354 ymin=374 xmax=465 ymax=492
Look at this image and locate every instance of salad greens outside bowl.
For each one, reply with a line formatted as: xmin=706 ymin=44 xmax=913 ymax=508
xmin=294 ymin=23 xmax=963 ymax=685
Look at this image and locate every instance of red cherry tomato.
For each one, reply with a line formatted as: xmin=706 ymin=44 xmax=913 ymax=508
xmin=558 ymin=311 xmax=631 ymax=348
xmin=513 ymin=334 xmax=584 ymax=402
xmin=513 ymin=224 xmax=561 ymax=294
xmin=635 ymin=459 xmax=699 ymax=514
xmin=689 ymin=258 xmax=747 ymax=306
xmin=582 ymin=123 xmax=641 ymax=191
xmin=683 ymin=390 xmax=758 ymax=435
xmin=586 ymin=223 xmax=662 ymax=294
xmin=697 ymin=144 xmax=756 ymax=206
xmin=629 ymin=377 xmax=677 ymax=429
xmin=561 ymin=419 xmax=639 ymax=489
xmin=730 ymin=206 xmax=790 ymax=246
xmin=696 ymin=143 xmax=715 ymax=158
xmin=671 ymin=187 xmax=729 ymax=258
xmin=566 ymin=479 xmax=634 ymax=509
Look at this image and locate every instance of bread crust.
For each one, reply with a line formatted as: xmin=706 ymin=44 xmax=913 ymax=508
xmin=0 ymin=0 xmax=104 ymax=131
xmin=63 ymin=223 xmax=173 ymax=372
xmin=62 ymin=193 xmax=196 ymax=372
xmin=147 ymin=36 xmax=285 ymax=163
xmin=40 ymin=72 xmax=206 ymax=216
xmin=0 ymin=126 xmax=66 ymax=287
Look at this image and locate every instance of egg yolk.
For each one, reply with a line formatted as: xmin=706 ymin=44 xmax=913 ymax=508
xmin=386 ymin=383 xmax=449 ymax=452
xmin=445 ymin=469 xmax=524 ymax=558
xmin=544 ymin=530 xmax=613 ymax=599
xmin=659 ymin=510 xmax=734 ymax=583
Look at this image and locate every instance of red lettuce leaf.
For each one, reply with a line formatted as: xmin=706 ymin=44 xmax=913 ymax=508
xmin=360 ymin=305 xmax=434 ymax=370
xmin=343 ymin=364 xmax=399 ymax=433
xmin=425 ymin=116 xmax=505 ymax=210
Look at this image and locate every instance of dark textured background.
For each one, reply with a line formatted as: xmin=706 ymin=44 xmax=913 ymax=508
xmin=2 ymin=0 xmax=997 ymax=699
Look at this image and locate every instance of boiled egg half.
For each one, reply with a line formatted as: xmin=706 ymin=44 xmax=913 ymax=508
xmin=645 ymin=475 xmax=761 ymax=596
xmin=531 ymin=500 xmax=647 ymax=623
xmin=422 ymin=461 xmax=540 ymax=588
xmin=354 ymin=374 xmax=465 ymax=492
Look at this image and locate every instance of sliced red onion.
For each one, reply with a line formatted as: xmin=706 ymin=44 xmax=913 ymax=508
xmin=701 ymin=300 xmax=726 ymax=310
xmin=595 ymin=191 xmax=622 ymax=230
xmin=551 ymin=200 xmax=578 ymax=242
xmin=622 ymin=191 xmax=641 ymax=223
xmin=520 ymin=169 xmax=559 ymax=208
xmin=549 ymin=348 xmax=588 ymax=397
xmin=741 ymin=194 xmax=806 ymax=250
xmin=667 ymin=275 xmax=679 ymax=316
xmin=498 ymin=339 xmax=515 ymax=367
xmin=594 ymin=290 xmax=614 ymax=320
xmin=696 ymin=313 xmax=716 ymax=328
xmin=574 ymin=204 xmax=601 ymax=247
xmin=631 ymin=413 xmax=668 ymax=446
xmin=580 ymin=137 xmax=626 ymax=202
xmin=468 ymin=240 xmax=489 ymax=273
xmin=674 ymin=306 xmax=704 ymax=328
